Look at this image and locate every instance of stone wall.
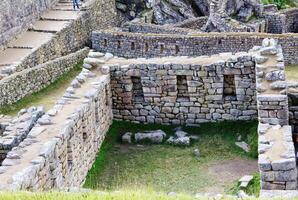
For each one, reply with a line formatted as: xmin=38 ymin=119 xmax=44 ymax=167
xmin=0 ymin=0 xmax=58 ymax=49
xmin=91 ymin=30 xmax=298 ymax=64
xmin=254 ymin=38 xmax=297 ymax=190
xmin=0 ymin=107 xmax=45 ymax=164
xmin=0 ymin=55 xmax=113 ymax=190
xmin=281 ymin=8 xmax=298 ymax=33
xmin=263 ymin=13 xmax=286 ymax=34
xmin=108 ymin=54 xmax=257 ymax=125
xmin=264 ymin=8 xmax=298 ymax=34
xmin=0 ymin=48 xmax=89 ymax=106
xmin=0 ymin=0 xmax=118 ymax=79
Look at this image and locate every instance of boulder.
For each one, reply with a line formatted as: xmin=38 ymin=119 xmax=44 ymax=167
xmin=135 ymin=130 xmax=166 ymax=143
xmin=167 ymin=136 xmax=190 ymax=146
xmin=122 ymin=132 xmax=132 ymax=144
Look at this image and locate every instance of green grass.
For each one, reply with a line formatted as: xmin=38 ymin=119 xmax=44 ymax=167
xmin=286 ymin=65 xmax=298 ymax=81
xmin=0 ymin=191 xmax=196 ymax=200
xmin=0 ymin=62 xmax=83 ymax=116
xmin=261 ymin=0 xmax=298 ymax=9
xmin=84 ymin=120 xmax=258 ymax=195
xmin=228 ymin=173 xmax=260 ymax=197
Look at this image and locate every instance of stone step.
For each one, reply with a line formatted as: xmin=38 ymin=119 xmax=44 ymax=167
xmin=30 ymin=20 xmax=70 ymax=33
xmin=0 ymin=48 xmax=32 ymax=67
xmin=40 ymin=10 xmax=79 ymax=21
xmin=7 ymin=31 xmax=54 ymax=49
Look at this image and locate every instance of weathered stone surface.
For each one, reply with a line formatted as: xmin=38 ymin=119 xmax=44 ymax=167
xmin=135 ymin=130 xmax=166 ymax=143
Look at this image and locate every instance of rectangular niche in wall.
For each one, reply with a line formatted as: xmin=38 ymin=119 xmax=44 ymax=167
xmin=131 ymin=76 xmax=144 ymax=102
xmin=177 ymin=75 xmax=189 ymax=101
xmin=223 ymin=75 xmax=237 ymax=101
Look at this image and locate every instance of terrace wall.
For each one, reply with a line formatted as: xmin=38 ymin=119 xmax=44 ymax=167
xmin=0 ymin=0 xmax=59 ymax=49
xmin=91 ymin=30 xmax=298 ymax=65
xmin=0 ymin=60 xmax=113 ymax=190
xmin=0 ymin=48 xmax=89 ymax=106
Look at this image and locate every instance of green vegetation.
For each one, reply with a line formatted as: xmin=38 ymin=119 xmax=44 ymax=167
xmin=0 ymin=191 xmax=195 ymax=200
xmin=0 ymin=62 xmax=83 ymax=116
xmin=261 ymin=0 xmax=298 ymax=9
xmin=84 ymin=120 xmax=258 ymax=195
xmin=285 ymin=65 xmax=298 ymax=81
xmin=228 ymin=173 xmax=260 ymax=197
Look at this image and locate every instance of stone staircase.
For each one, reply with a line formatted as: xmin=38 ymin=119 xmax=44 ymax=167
xmin=0 ymin=0 xmax=85 ymax=79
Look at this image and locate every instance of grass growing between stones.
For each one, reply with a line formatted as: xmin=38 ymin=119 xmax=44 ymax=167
xmin=0 ymin=62 xmax=83 ymax=116
xmin=285 ymin=64 xmax=298 ymax=81
xmin=84 ymin=120 xmax=258 ymax=196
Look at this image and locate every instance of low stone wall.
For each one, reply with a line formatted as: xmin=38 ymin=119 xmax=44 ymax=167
xmin=0 ymin=0 xmax=59 ymax=49
xmin=0 ymin=48 xmax=89 ymax=106
xmin=91 ymin=30 xmax=298 ymax=64
xmin=108 ymin=53 xmax=257 ymax=125
xmin=0 ymin=107 xmax=45 ymax=164
xmin=0 ymin=59 xmax=113 ymax=190
xmin=254 ymin=39 xmax=297 ymax=190
xmin=258 ymin=124 xmax=297 ymax=190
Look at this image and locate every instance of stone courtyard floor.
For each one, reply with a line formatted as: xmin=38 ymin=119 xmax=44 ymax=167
xmin=84 ymin=121 xmax=259 ymax=196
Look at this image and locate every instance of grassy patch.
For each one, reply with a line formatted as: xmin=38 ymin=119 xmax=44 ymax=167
xmin=261 ymin=0 xmax=298 ymax=9
xmin=0 ymin=62 xmax=83 ymax=116
xmin=286 ymin=65 xmax=298 ymax=81
xmin=0 ymin=191 xmax=195 ymax=200
xmin=84 ymin=120 xmax=258 ymax=194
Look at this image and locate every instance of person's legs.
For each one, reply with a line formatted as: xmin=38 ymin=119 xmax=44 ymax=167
xmin=73 ymin=0 xmax=79 ymax=10
xmin=75 ymin=0 xmax=80 ymax=9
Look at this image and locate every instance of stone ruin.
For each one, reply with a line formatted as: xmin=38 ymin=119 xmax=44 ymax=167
xmin=0 ymin=0 xmax=297 ymax=198
xmin=116 ymin=0 xmax=298 ymax=33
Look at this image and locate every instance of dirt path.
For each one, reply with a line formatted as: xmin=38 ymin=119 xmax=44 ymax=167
xmin=206 ymin=159 xmax=258 ymax=194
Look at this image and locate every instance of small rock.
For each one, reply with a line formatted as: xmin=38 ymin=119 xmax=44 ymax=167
xmin=175 ymin=130 xmax=188 ymax=138
xmin=167 ymin=192 xmax=177 ymax=196
xmin=167 ymin=136 xmax=190 ymax=146
xmin=104 ymin=53 xmax=113 ymax=60
xmin=83 ymin=63 xmax=92 ymax=69
xmin=193 ymin=148 xmax=200 ymax=157
xmin=235 ymin=141 xmax=250 ymax=153
xmin=237 ymin=190 xmax=249 ymax=198
xmin=239 ymin=175 xmax=253 ymax=188
xmin=189 ymin=135 xmax=199 ymax=141
xmin=122 ymin=132 xmax=132 ymax=144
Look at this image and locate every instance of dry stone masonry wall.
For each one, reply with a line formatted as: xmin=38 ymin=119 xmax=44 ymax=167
xmin=0 ymin=0 xmax=59 ymax=49
xmin=108 ymin=53 xmax=257 ymax=125
xmin=0 ymin=52 xmax=113 ymax=190
xmin=0 ymin=48 xmax=89 ymax=106
xmin=0 ymin=107 xmax=45 ymax=164
xmin=0 ymin=0 xmax=118 ymax=80
xmin=254 ymin=39 xmax=297 ymax=190
xmin=92 ymin=29 xmax=298 ymax=65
